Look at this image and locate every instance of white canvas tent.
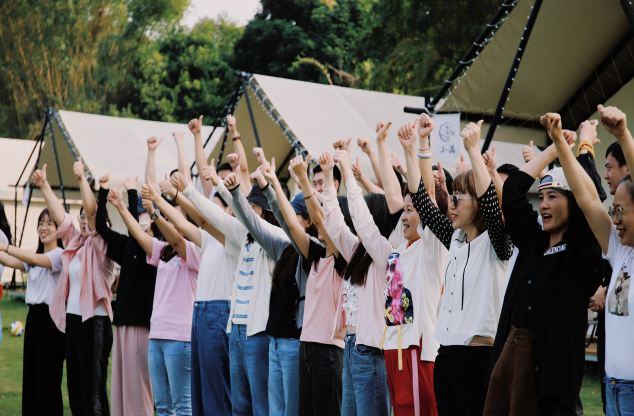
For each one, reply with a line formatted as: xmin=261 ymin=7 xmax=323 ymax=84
xmin=209 ymin=74 xmax=535 ymax=187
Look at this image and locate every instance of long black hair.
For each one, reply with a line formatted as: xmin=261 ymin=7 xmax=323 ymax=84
xmin=159 ymin=204 xmax=197 ymax=263
xmin=341 ymin=193 xmax=393 ymax=286
xmin=36 ymin=209 xmax=63 ymax=254
xmin=0 ymin=201 xmax=12 ymax=244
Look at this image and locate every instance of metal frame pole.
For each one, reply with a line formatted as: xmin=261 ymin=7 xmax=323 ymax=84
xmin=239 ymin=72 xmax=262 ymax=148
xmin=427 ymin=1 xmax=519 ymax=112
xmin=48 ymin=108 xmax=68 ymax=211
xmin=481 ymin=0 xmax=543 ymax=152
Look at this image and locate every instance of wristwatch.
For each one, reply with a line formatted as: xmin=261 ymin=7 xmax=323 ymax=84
xmin=150 ymin=208 xmax=161 ymax=221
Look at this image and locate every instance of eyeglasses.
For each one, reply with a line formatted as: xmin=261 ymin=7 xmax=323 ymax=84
xmin=608 ymin=205 xmax=634 ymax=221
xmin=37 ymin=221 xmax=55 ymax=229
xmin=77 ymin=213 xmax=87 ymax=223
xmin=450 ymin=194 xmax=472 ymax=208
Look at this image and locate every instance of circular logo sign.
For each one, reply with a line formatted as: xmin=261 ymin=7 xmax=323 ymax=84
xmin=439 ymin=123 xmax=455 ymax=143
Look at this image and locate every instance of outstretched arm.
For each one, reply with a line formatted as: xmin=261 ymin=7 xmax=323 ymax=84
xmin=461 ymin=121 xmax=490 ymax=198
xmin=599 ymin=104 xmax=634 ymax=175
xmin=142 ymin=177 xmax=199 ymax=252
xmin=351 ymin=156 xmax=385 ymax=195
xmin=146 ymin=136 xmax=164 ymax=190
xmin=482 ymin=145 xmax=504 ymax=197
xmin=188 ymin=115 xmax=214 ymax=198
xmin=375 ymin=121 xmax=404 ymax=213
xmin=226 ymin=114 xmax=250 ymax=197
xmin=74 ymin=158 xmax=97 ymax=231
xmin=0 ymin=241 xmax=50 ymax=270
xmin=109 ymin=185 xmax=154 ymax=256
xmin=173 ymin=131 xmax=192 ymax=183
xmin=357 ymin=136 xmax=384 ymax=188
xmin=31 ymin=164 xmax=65 ymax=226
xmin=552 ymin=113 xmax=612 ymax=254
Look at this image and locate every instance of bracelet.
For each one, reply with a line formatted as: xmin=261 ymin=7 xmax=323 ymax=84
xmin=576 ymin=141 xmax=595 ymax=158
xmin=419 ymin=148 xmax=430 ymax=152
xmin=231 ymin=134 xmax=241 ymax=142
xmin=304 ymin=192 xmax=315 ymax=200
xmin=417 ymin=152 xmax=432 ymax=159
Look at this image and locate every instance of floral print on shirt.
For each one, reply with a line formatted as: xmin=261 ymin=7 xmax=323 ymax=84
xmin=384 ymin=253 xmax=414 ymax=326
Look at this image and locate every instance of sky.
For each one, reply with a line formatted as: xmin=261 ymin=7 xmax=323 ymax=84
xmin=181 ymin=0 xmax=262 ymax=28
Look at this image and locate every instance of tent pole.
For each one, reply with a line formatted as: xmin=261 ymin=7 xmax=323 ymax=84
xmin=426 ymin=1 xmax=519 ymax=112
xmin=619 ymin=0 xmax=634 ymax=32
xmin=48 ymin=108 xmax=68 ymax=211
xmin=482 ymin=0 xmax=543 ymax=153
xmin=239 ymin=72 xmax=262 ymax=148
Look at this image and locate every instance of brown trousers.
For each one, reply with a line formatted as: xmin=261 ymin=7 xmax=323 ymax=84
xmin=483 ymin=326 xmax=572 ymax=416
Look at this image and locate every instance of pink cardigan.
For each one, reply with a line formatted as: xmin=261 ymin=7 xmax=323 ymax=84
xmin=49 ymin=213 xmax=115 ymax=332
xmin=323 ymin=184 xmax=387 ymax=348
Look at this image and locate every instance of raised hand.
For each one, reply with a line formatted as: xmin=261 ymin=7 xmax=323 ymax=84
xmin=250 ymin=167 xmax=267 ymax=188
xmin=333 ymin=149 xmax=351 ymax=170
xmin=159 ymin=173 xmax=176 ymax=198
xmin=253 ymin=147 xmax=269 ymax=167
xmin=142 ymin=175 xmax=160 ymax=201
xmin=188 ymin=115 xmax=203 ymax=135
xmin=290 ymin=154 xmax=310 ymax=179
xmin=357 ymin=137 xmax=373 ymax=154
xmin=173 ymin=131 xmax=186 ymax=143
xmin=31 ymin=164 xmax=48 ymax=187
xmin=123 ymin=176 xmax=139 ymax=191
xmin=598 ymin=104 xmax=629 ymax=138
xmin=351 ymin=156 xmax=363 ymax=180
xmin=201 ymin=159 xmax=220 ymax=186
xmin=461 ymin=120 xmax=484 ymax=153
xmin=434 ymin=161 xmax=446 ymax=185
xmin=562 ymin=130 xmax=578 ymax=148
xmin=227 ymin=153 xmax=241 ymax=171
xmin=108 ymin=185 xmax=124 ymax=207
xmin=224 ymin=171 xmax=240 ymax=190
xmin=262 ymin=158 xmax=278 ymax=183
xmin=332 ymin=138 xmax=353 ymax=153
xmin=482 ymin=145 xmax=497 ymax=174
xmin=287 ymin=164 xmax=301 ymax=186
xmin=318 ymin=151 xmax=335 ymax=172
xmin=390 ymin=152 xmax=407 ymax=176
xmin=547 ymin=114 xmax=565 ymax=145
xmin=98 ymin=173 xmax=111 ymax=190
xmin=418 ymin=113 xmax=435 ymax=139
xmin=456 ymin=154 xmax=469 ymax=174
xmin=523 ymin=141 xmax=535 ymax=163
xmin=227 ymin=114 xmax=237 ymax=135
xmin=142 ymin=198 xmax=156 ymax=216
xmin=376 ymin=121 xmax=393 ymax=143
xmin=398 ymin=120 xmax=418 ymax=150
xmin=579 ymin=120 xmax=600 ymax=146
xmin=73 ymin=157 xmax=85 ymax=180
xmin=147 ymin=136 xmax=164 ymax=150
xmin=171 ymin=172 xmax=187 ymax=192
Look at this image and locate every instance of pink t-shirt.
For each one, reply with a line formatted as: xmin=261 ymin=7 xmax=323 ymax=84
xmin=147 ymin=238 xmax=201 ymax=342
xmin=300 ymin=253 xmax=346 ymax=348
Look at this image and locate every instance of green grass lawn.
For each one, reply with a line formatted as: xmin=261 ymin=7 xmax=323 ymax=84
xmin=0 ymin=295 xmax=606 ymax=415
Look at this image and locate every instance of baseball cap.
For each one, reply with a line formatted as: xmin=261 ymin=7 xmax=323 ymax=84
xmin=538 ymin=167 xmax=570 ymax=192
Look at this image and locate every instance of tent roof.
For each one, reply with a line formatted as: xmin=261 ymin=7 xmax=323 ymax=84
xmin=208 ymin=74 xmax=539 ymax=183
xmin=438 ymin=0 xmax=633 ymax=124
xmin=0 ymin=138 xmax=38 ymax=198
xmin=38 ymin=110 xmax=224 ymax=190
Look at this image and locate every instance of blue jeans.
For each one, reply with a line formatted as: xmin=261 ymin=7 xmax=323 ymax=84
xmin=229 ymin=324 xmax=269 ymax=416
xmin=605 ymin=376 xmax=634 ymax=416
xmin=149 ymin=339 xmax=192 ymax=416
xmin=341 ymin=333 xmax=390 ymax=416
xmin=268 ymin=336 xmax=300 ymax=416
xmin=191 ymin=300 xmax=231 ymax=416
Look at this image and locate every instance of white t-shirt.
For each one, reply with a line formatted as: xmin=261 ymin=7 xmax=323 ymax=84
xmin=604 ymin=224 xmax=634 ymax=380
xmin=196 ymin=230 xmax=240 ymax=302
xmin=66 ymin=255 xmax=108 ymax=316
xmin=25 ymin=247 xmax=64 ymax=306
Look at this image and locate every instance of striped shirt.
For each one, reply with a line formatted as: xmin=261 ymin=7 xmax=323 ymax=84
xmin=233 ymin=242 xmax=257 ymax=325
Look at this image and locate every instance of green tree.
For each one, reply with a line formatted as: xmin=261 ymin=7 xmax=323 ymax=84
xmin=232 ymin=0 xmax=374 ymax=87
xmin=118 ymin=14 xmax=243 ymax=124
xmin=0 ymin=0 xmax=187 ymax=139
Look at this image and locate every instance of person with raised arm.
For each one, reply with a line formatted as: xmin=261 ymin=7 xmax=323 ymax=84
xmin=164 ymin=170 xmax=238 ymax=416
xmin=31 ymin=157 xmax=115 ymax=416
xmin=109 ymin=176 xmax=200 ymax=416
xmin=0 ymin=207 xmax=64 ymax=416
xmin=258 ymin=149 xmax=350 ymax=416
xmin=186 ymin=159 xmax=283 ymax=416
xmin=549 ymin=105 xmax=634 ymax=416
xmin=224 ymin=114 xmax=251 ymax=197
xmin=342 ymin=113 xmax=449 ymax=416
xmin=320 ymin=146 xmax=390 ymax=416
xmin=95 ymin=172 xmax=158 ymax=416
xmin=406 ymin=117 xmax=513 ymax=416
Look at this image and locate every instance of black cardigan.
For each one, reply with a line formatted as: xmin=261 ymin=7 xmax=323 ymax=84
xmin=486 ymin=170 xmax=602 ymax=415
xmin=96 ymin=188 xmax=157 ymax=327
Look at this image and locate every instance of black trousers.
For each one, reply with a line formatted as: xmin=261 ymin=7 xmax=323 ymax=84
xmin=22 ymin=303 xmax=66 ymax=416
xmin=65 ymin=313 xmax=113 ymax=416
xmin=433 ymin=345 xmax=493 ymax=416
xmin=299 ymin=341 xmax=344 ymax=416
